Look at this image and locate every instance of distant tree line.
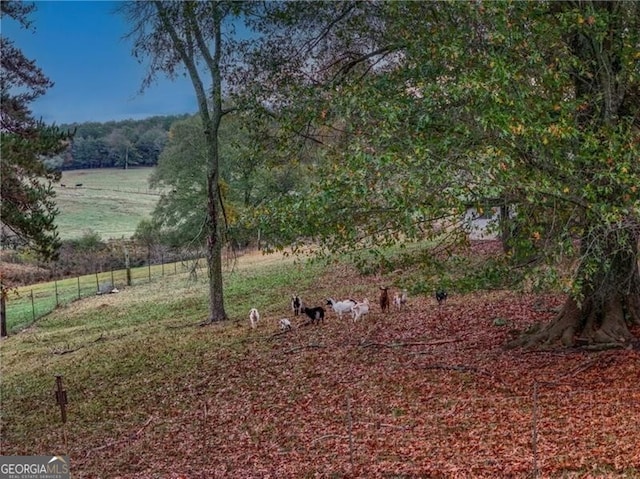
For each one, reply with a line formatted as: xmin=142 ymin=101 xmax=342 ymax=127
xmin=44 ymin=114 xmax=190 ymax=171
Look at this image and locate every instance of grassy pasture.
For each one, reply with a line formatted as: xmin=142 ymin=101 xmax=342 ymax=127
xmin=54 ymin=168 xmax=160 ymax=240
xmin=3 ymin=248 xmax=297 ymax=335
xmin=4 ymin=260 xmax=201 ymax=334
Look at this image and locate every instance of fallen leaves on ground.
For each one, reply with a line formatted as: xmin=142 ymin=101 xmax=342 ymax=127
xmin=6 ymin=265 xmax=640 ymax=478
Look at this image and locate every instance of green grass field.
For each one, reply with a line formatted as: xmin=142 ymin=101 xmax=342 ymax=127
xmin=3 ymin=259 xmax=204 ymax=334
xmin=54 ymin=168 xmax=160 ymax=240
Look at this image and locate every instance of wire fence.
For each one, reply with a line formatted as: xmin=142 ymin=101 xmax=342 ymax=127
xmin=3 ymin=255 xmax=208 ymax=334
xmin=51 ymin=377 xmax=640 ymax=477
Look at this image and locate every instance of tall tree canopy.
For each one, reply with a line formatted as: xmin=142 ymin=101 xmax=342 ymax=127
xmin=240 ymin=1 xmax=640 ymax=347
xmin=120 ymin=0 xmax=255 ymax=322
xmin=1 ymin=0 xmax=70 ymax=259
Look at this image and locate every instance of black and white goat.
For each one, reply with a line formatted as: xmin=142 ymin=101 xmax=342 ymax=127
xmin=351 ymin=298 xmax=370 ymax=322
xmin=249 ymin=308 xmax=260 ymax=329
xmin=301 ymin=305 xmax=325 ymax=325
xmin=326 ymin=298 xmax=357 ymax=319
xmin=291 ymin=294 xmax=302 ymax=316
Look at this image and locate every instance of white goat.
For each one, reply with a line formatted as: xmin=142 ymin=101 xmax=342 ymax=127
xmin=351 ymin=298 xmax=370 ymax=322
xmin=326 ymin=298 xmax=357 ymax=319
xmin=249 ymin=308 xmax=260 ymax=329
xmin=392 ymin=293 xmax=401 ymax=310
xmin=393 ymin=289 xmax=408 ymax=310
xmin=279 ymin=318 xmax=292 ymax=331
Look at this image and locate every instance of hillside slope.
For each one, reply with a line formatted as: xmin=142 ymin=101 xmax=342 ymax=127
xmin=1 ymin=253 xmax=639 ymax=478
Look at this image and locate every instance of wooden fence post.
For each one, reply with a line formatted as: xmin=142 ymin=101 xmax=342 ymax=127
xmin=1 ymin=283 xmax=7 ymax=338
xmin=54 ymin=374 xmax=69 ymax=452
xmin=124 ymin=247 xmax=132 ymax=287
xmin=532 ymin=381 xmax=539 ymax=479
xmin=30 ymin=289 xmax=35 ymax=322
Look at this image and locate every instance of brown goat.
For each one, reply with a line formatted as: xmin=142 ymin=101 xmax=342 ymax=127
xmin=379 ymin=286 xmax=390 ymax=313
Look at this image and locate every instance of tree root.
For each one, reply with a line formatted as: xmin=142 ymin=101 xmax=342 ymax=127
xmin=507 ymin=294 xmax=636 ymax=350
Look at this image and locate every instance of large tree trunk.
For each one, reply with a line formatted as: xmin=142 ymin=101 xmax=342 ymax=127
xmin=151 ymin=1 xmax=229 ymax=323
xmin=511 ymin=1 xmax=640 ymax=349
xmin=510 ymin=224 xmax=640 ymax=349
xmin=206 ymin=171 xmax=227 ymax=322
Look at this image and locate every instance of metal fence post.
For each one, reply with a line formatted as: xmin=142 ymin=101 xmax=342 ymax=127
xmin=532 ymin=381 xmax=539 ymax=479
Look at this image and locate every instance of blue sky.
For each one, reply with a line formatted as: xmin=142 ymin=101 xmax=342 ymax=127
xmin=3 ymin=1 xmax=198 ymax=125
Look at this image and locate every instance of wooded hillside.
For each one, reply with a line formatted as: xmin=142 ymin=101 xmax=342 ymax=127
xmin=49 ymin=114 xmax=189 ymax=170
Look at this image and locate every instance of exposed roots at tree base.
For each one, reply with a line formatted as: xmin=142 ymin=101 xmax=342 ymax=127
xmin=507 ymin=294 xmax=637 ymax=350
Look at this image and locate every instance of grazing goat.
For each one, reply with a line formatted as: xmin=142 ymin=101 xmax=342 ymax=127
xmin=249 ymin=308 xmax=260 ymax=329
xmin=279 ymin=318 xmax=292 ymax=331
xmin=351 ymin=298 xmax=370 ymax=322
xmin=326 ymin=298 xmax=357 ymax=319
xmin=291 ymin=295 xmax=302 ymax=316
xmin=301 ymin=306 xmax=325 ymax=325
xmin=435 ymin=289 xmax=448 ymax=306
xmin=393 ymin=289 xmax=408 ymax=310
xmin=379 ymin=287 xmax=390 ymax=313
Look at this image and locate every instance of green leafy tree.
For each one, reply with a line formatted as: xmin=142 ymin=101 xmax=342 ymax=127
xmin=1 ymin=1 xmax=70 ymax=258
xmin=243 ymin=1 xmax=640 ymax=347
xmin=105 ymin=128 xmax=137 ymax=169
xmin=120 ymin=1 xmax=256 ymax=322
xmin=148 ymin=115 xmax=209 ymax=247
xmin=147 ymin=111 xmax=301 ymax=250
xmin=1 ymin=0 xmax=72 ymax=336
xmin=65 ymin=116 xmax=179 ymax=169
xmin=135 ymin=127 xmax=167 ymax=166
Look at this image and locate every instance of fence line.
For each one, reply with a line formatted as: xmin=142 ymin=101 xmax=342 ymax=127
xmin=57 ymin=381 xmax=639 ymax=477
xmin=4 ymin=255 xmax=208 ymax=334
xmin=324 ymin=384 xmax=640 ymax=477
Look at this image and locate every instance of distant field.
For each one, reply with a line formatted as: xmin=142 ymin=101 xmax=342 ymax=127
xmin=54 ymin=167 xmax=160 ymax=240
